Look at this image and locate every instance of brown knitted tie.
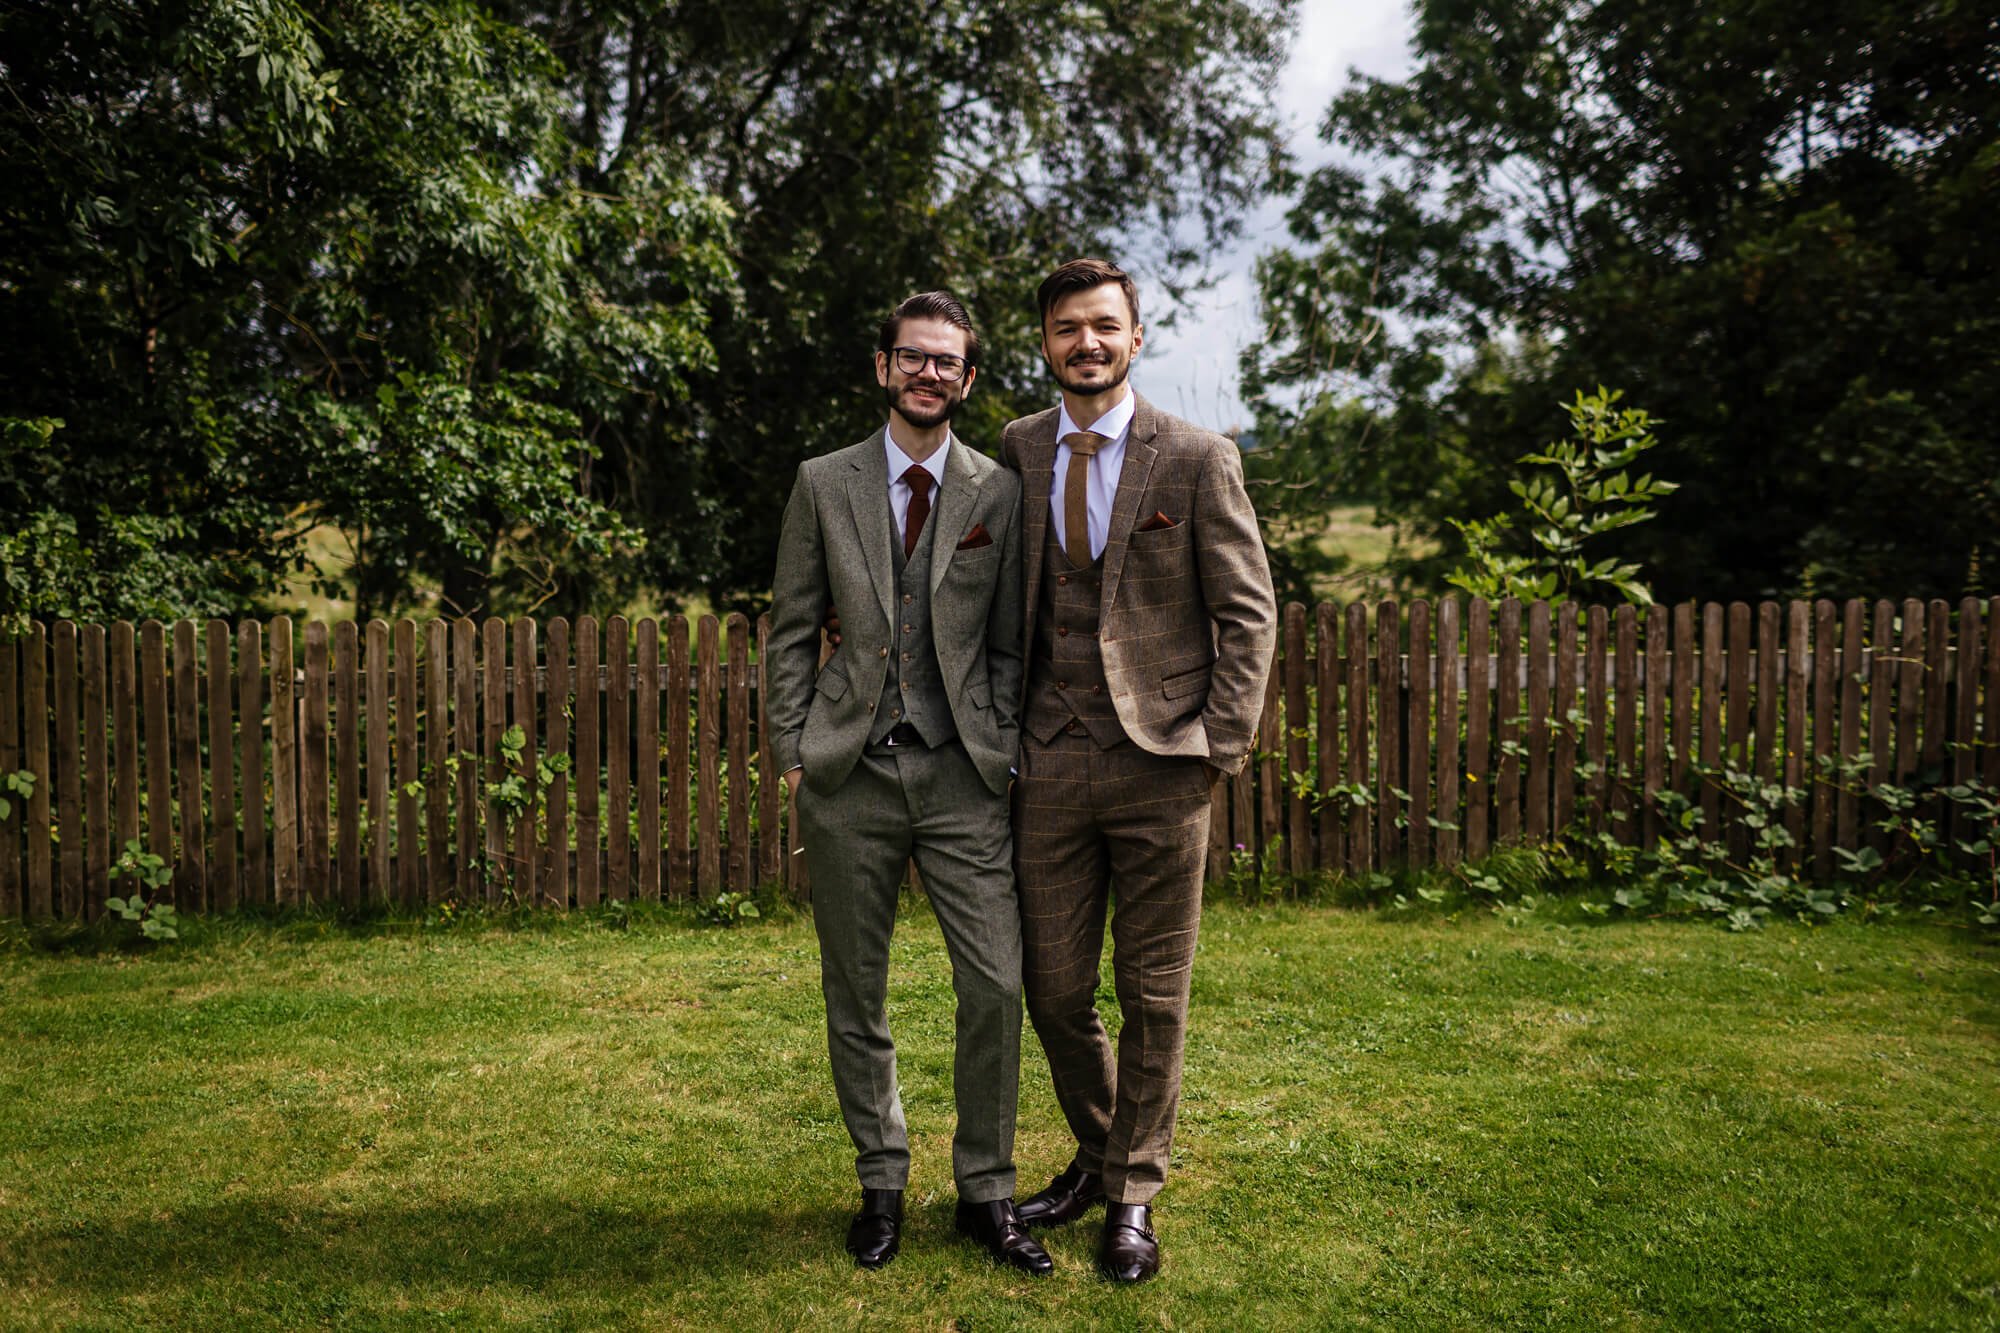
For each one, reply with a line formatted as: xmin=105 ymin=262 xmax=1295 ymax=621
xmin=901 ymin=464 xmax=933 ymax=557
xmin=1060 ymin=431 xmax=1105 ymax=569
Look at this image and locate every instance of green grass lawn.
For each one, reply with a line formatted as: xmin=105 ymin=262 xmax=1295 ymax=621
xmin=1 ymin=901 xmax=1995 ymax=1330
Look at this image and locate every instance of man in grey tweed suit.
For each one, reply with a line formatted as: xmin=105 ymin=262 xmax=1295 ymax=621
xmin=765 ymin=292 xmax=1051 ymax=1276
xmin=1002 ymin=259 xmax=1277 ymax=1282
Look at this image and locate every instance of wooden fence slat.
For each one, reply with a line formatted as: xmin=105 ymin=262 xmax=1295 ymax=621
xmin=55 ymin=622 xmax=82 ymax=918
xmin=1671 ymin=603 xmax=1695 ymax=797
xmin=575 ymin=616 xmax=601 ymax=909
xmin=1895 ymin=600 xmax=1924 ymax=786
xmin=368 ymin=620 xmax=393 ymax=907
xmin=543 ymin=618 xmax=570 ymax=910
xmin=1984 ymin=597 xmax=2000 ymax=794
xmin=1337 ymin=602 xmax=1365 ymax=871
xmin=667 ymin=616 xmax=691 ymax=899
xmin=1524 ymin=600 xmax=1550 ymax=845
xmin=482 ymin=618 xmax=508 ymax=905
xmin=336 ymin=622 xmax=361 ymax=907
xmin=23 ymin=624 xmax=51 ymax=918
xmin=1837 ymin=601 xmax=1865 ymax=854
xmin=1810 ymin=601 xmax=1837 ymax=879
xmin=637 ymin=620 xmax=662 ymax=901
xmin=1552 ymin=603 xmax=1579 ymax=838
xmin=1434 ymin=599 xmax=1460 ymax=868
xmin=1284 ymin=603 xmax=1312 ymax=876
xmin=1951 ymin=598 xmax=1982 ymax=861
xmin=1643 ymin=606 xmax=1668 ymax=849
xmin=1 ymin=633 xmax=20 ymax=918
xmin=606 ymin=616 xmax=631 ymax=902
xmin=1405 ymin=600 xmax=1431 ymax=868
xmin=1866 ymin=601 xmax=1896 ymax=855
xmin=423 ymin=620 xmax=450 ymax=905
xmin=1698 ymin=604 xmax=1723 ymax=844
xmin=1725 ymin=603 xmax=1752 ymax=862
xmin=171 ymin=620 xmax=203 ymax=911
xmin=1258 ymin=641 xmax=1282 ymax=870
xmin=202 ymin=621 xmax=232 ymax=913
xmin=1784 ymin=602 xmax=1809 ymax=863
xmin=1923 ymin=600 xmax=1950 ymax=783
xmin=397 ymin=619 xmax=422 ymax=909
xmin=726 ymin=614 xmax=753 ymax=893
xmin=1463 ymin=600 xmax=1489 ymax=862
xmin=301 ymin=622 xmax=330 ymax=908
xmin=452 ymin=618 xmax=478 ymax=902
xmin=267 ymin=618 xmax=297 ymax=907
xmin=82 ymin=624 xmax=110 ymax=919
xmin=1496 ymin=600 xmax=1522 ymax=845
xmin=112 ymin=623 xmax=140 ymax=872
xmin=1585 ymin=606 xmax=1610 ymax=831
xmin=1314 ymin=604 xmax=1341 ymax=873
xmin=236 ymin=621 xmax=265 ymax=905
xmin=757 ymin=616 xmax=782 ymax=890
xmin=1613 ymin=605 xmax=1638 ymax=843
xmin=1374 ymin=601 xmax=1400 ymax=862
xmin=1754 ymin=602 xmax=1781 ymax=787
xmin=696 ymin=616 xmax=722 ymax=899
xmin=512 ymin=617 xmax=539 ymax=909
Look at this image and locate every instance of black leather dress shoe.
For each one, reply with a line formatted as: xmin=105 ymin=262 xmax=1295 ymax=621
xmin=954 ymin=1198 xmax=1055 ymax=1276
xmin=845 ymin=1188 xmax=903 ymax=1269
xmin=1016 ymin=1162 xmax=1106 ymax=1228
xmin=1098 ymin=1202 xmax=1160 ymax=1282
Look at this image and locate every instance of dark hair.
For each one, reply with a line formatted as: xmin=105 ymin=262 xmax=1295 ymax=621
xmin=1035 ymin=257 xmax=1141 ymax=329
xmin=876 ymin=290 xmax=981 ymax=367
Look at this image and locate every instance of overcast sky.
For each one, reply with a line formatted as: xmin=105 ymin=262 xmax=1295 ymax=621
xmin=1127 ymin=0 xmax=1417 ymax=431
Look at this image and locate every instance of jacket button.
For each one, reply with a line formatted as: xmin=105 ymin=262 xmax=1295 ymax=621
xmin=1057 ymin=575 xmax=1068 ymax=586
xmin=1092 ymin=684 xmax=1102 ymax=694
xmin=1058 ymin=681 xmax=1069 ymax=691
xmin=1057 ymin=626 xmax=1069 ymax=637
xmin=878 ymin=647 xmax=888 ymax=657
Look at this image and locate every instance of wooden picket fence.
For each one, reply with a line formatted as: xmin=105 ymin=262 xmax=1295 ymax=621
xmin=1 ymin=597 xmax=1996 ymax=920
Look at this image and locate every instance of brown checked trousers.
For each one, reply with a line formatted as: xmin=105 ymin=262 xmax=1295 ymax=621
xmin=1002 ymin=394 xmax=1275 ymax=1206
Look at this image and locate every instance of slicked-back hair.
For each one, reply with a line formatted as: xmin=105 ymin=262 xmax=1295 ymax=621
xmin=1036 ymin=257 xmax=1141 ymax=330
xmin=877 ymin=291 xmax=981 ymax=367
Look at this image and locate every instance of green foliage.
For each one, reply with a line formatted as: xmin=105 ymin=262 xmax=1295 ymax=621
xmin=694 ymin=891 xmax=761 ymax=928
xmin=1447 ymin=389 xmax=1676 ymax=606
xmin=104 ymin=839 xmax=179 ymax=941
xmin=1246 ymin=0 xmax=2000 ymax=603
xmin=0 ymin=769 xmax=36 ymax=824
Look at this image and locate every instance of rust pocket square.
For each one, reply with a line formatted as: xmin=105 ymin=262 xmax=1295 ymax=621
xmin=956 ymin=524 xmax=994 ymax=550
xmin=1136 ymin=511 xmax=1179 ymax=532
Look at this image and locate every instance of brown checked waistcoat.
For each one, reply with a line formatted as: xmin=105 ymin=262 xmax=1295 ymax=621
xmin=999 ymin=393 xmax=1276 ymax=775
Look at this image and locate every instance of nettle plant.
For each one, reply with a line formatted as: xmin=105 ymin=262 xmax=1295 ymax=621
xmin=105 ymin=838 xmax=178 ymax=941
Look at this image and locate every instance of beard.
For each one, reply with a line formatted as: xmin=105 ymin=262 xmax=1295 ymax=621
xmin=885 ymin=378 xmax=962 ymax=429
xmin=1050 ymin=349 xmax=1133 ymax=397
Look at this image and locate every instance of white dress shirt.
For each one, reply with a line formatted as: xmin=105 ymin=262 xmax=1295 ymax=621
xmin=884 ymin=426 xmax=953 ymax=534
xmin=1049 ymin=390 xmax=1136 ymax=562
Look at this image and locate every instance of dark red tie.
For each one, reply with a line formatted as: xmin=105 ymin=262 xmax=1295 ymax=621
xmin=902 ymin=465 xmax=933 ymax=557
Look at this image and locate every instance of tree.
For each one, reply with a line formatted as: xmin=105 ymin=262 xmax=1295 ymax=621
xmin=1 ymin=0 xmax=732 ymax=623
xmin=1244 ymin=0 xmax=2000 ymax=603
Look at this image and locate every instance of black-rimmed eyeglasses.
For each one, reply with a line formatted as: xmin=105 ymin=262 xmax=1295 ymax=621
xmin=889 ymin=346 xmax=969 ymax=382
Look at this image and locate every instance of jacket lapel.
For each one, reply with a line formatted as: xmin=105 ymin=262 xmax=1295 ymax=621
xmin=928 ymin=439 xmax=987 ymax=596
xmin=1017 ymin=415 xmax=1058 ymax=642
xmin=1098 ymin=394 xmax=1160 ymax=616
xmin=844 ymin=438 xmax=897 ymax=628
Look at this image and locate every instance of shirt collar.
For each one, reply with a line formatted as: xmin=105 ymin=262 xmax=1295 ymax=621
xmin=883 ymin=425 xmax=953 ymax=488
xmin=1056 ymin=389 xmax=1136 ymax=448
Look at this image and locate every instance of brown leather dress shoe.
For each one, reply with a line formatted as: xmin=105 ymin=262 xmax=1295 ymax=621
xmin=1016 ymin=1162 xmax=1106 ymax=1228
xmin=1098 ymin=1202 xmax=1160 ymax=1282
xmin=845 ymin=1188 xmax=903 ymax=1269
xmin=954 ymin=1198 xmax=1055 ymax=1276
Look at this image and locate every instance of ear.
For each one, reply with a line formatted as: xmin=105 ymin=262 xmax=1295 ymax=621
xmin=960 ymin=364 xmax=976 ymax=399
xmin=874 ymin=350 xmax=890 ymax=389
xmin=1131 ymin=322 xmax=1145 ymax=357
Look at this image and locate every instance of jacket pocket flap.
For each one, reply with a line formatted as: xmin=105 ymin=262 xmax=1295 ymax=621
xmin=1161 ymin=664 xmax=1210 ymax=700
xmin=968 ymin=680 xmax=992 ymax=708
xmin=815 ymin=666 xmax=850 ymax=701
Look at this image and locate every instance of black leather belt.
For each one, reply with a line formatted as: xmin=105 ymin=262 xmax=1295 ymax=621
xmin=879 ymin=722 xmax=925 ymax=747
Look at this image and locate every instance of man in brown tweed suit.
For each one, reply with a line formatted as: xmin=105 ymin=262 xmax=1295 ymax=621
xmin=1003 ymin=258 xmax=1276 ymax=1282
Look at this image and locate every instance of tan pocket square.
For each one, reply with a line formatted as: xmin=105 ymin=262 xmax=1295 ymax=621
xmin=956 ymin=524 xmax=993 ymax=550
xmin=1136 ymin=511 xmax=1179 ymax=532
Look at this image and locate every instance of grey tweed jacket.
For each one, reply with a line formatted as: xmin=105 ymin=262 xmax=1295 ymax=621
xmin=766 ymin=434 xmax=1025 ymax=797
xmin=999 ymin=393 xmax=1276 ymax=775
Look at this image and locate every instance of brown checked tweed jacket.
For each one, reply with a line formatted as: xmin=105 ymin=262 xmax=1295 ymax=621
xmin=999 ymin=393 xmax=1276 ymax=775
